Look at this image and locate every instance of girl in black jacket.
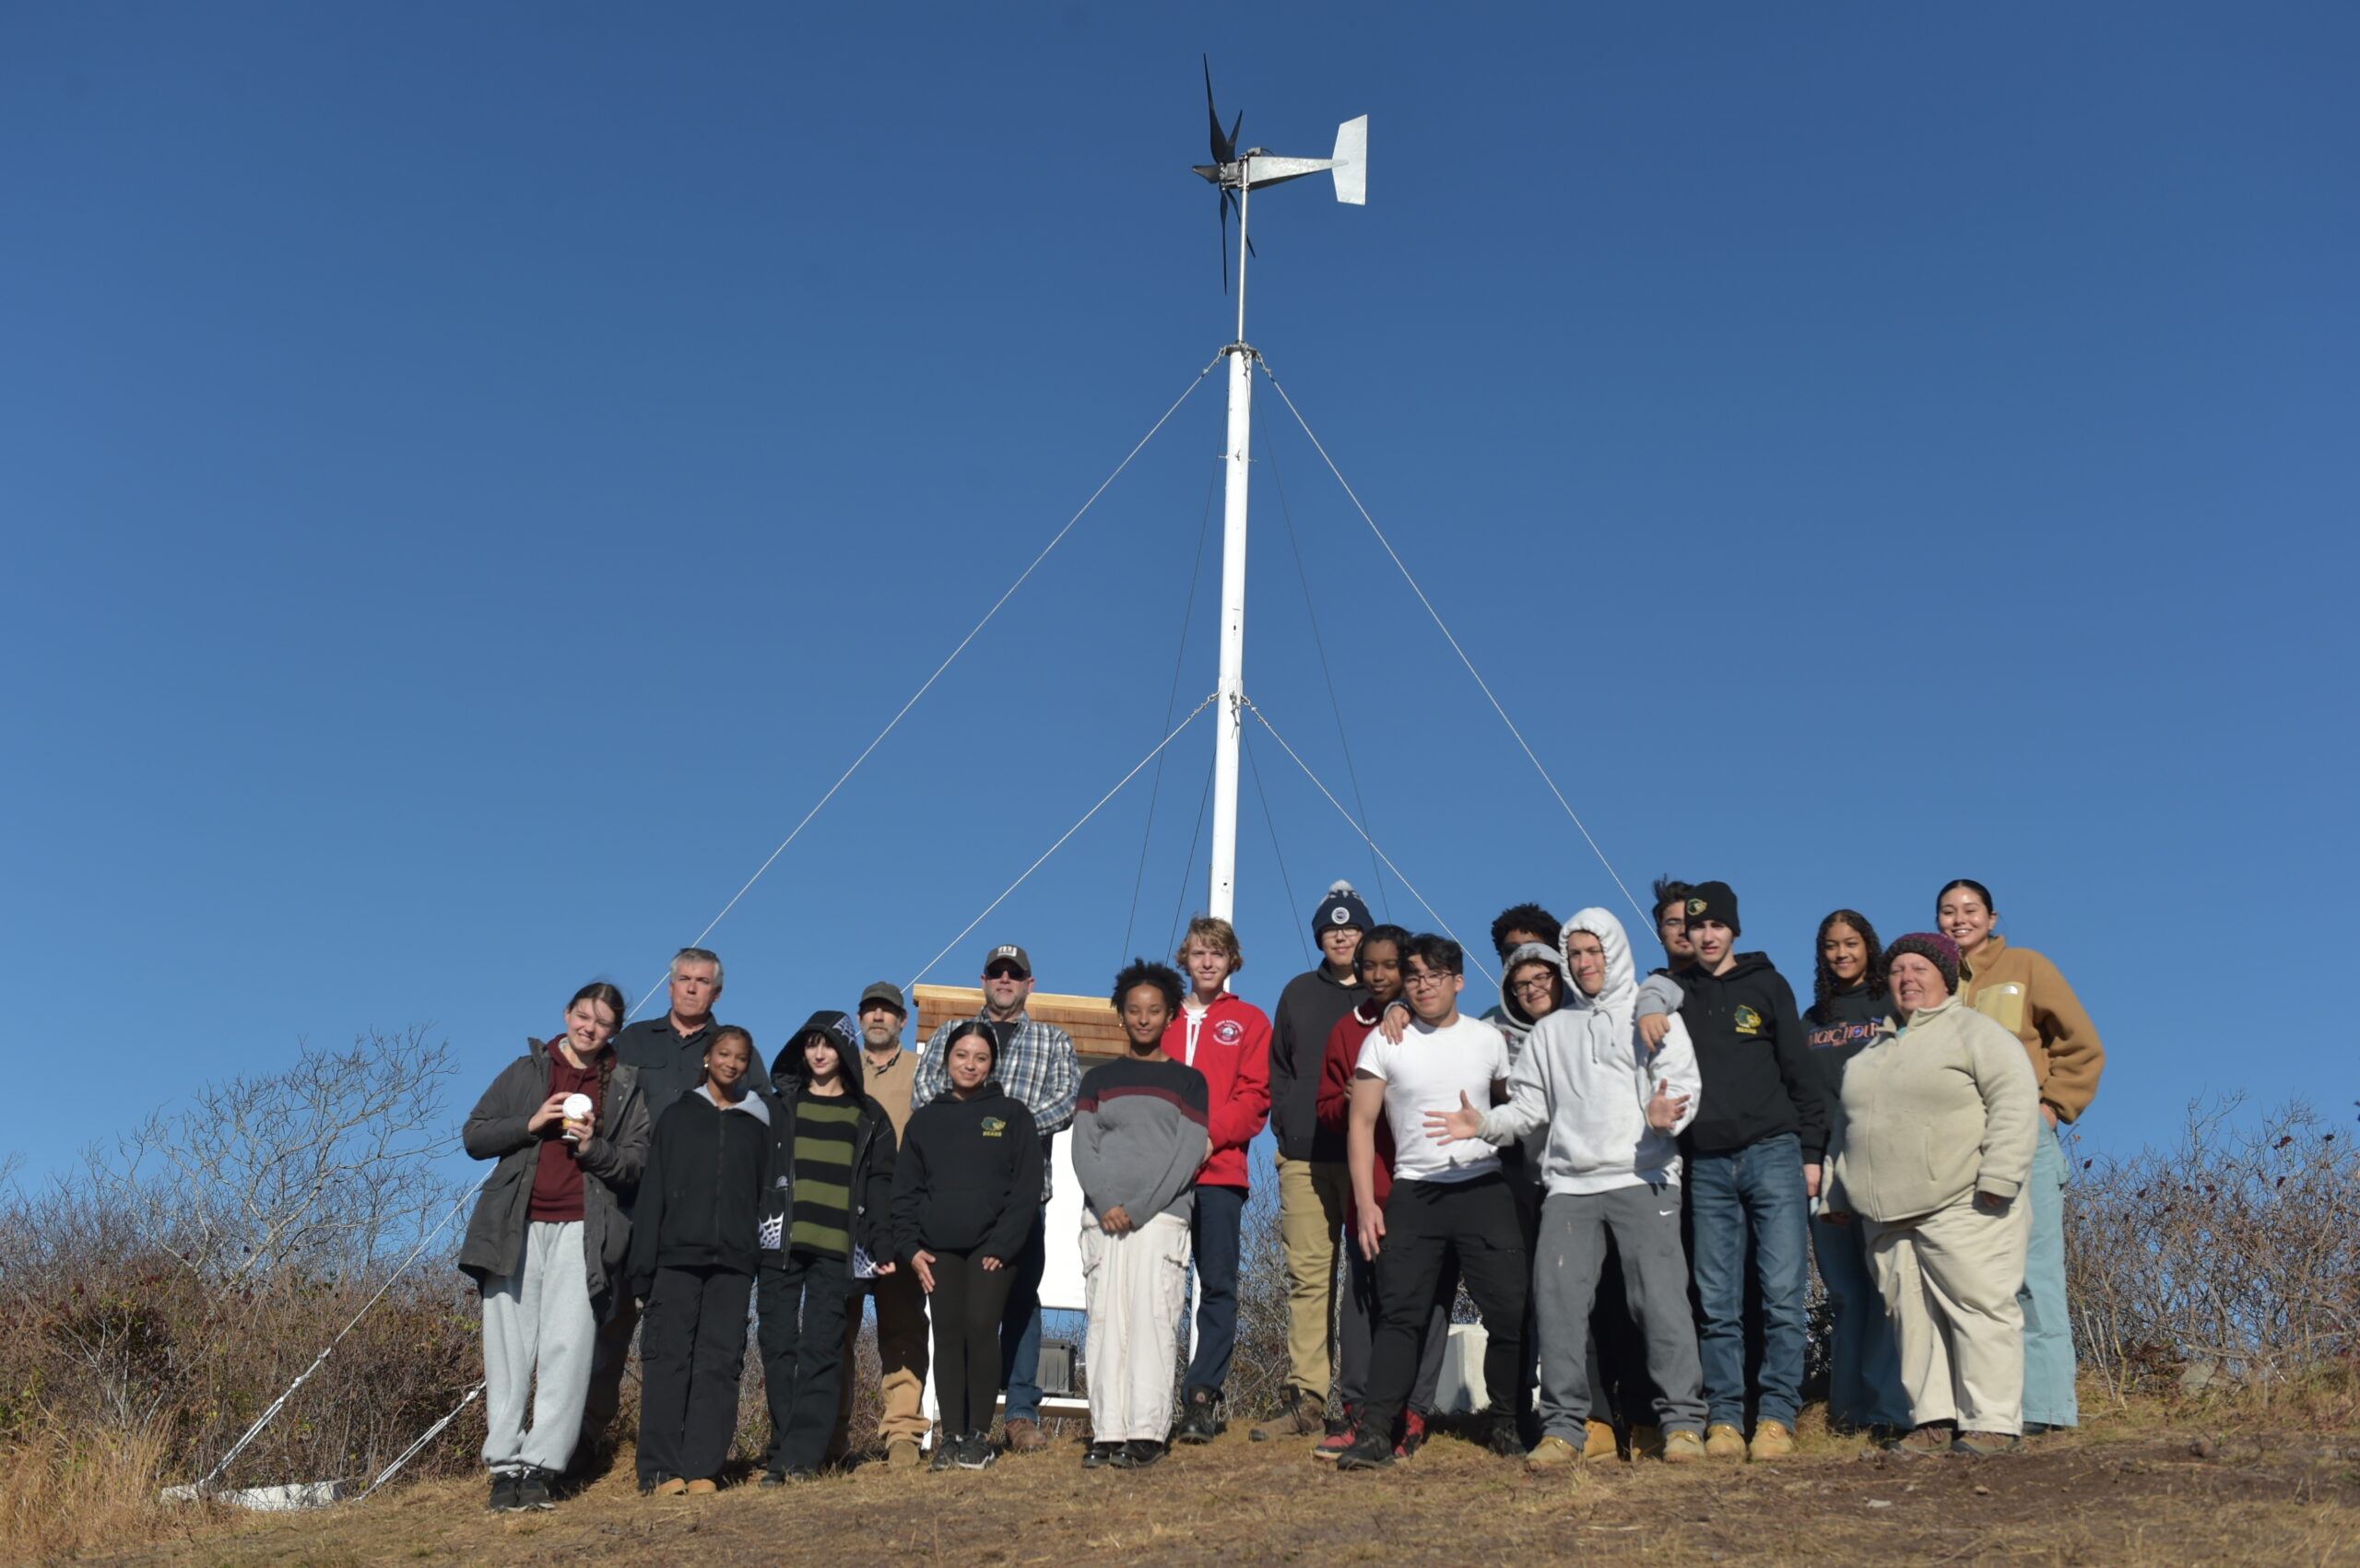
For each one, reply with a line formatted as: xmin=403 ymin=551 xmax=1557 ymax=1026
xmin=891 ymin=1020 xmax=1042 ymax=1470
xmin=755 ymin=1012 xmax=899 ymax=1483
xmin=1803 ymin=910 xmax=1910 ymax=1436
xmin=626 ymin=1025 xmax=771 ymax=1495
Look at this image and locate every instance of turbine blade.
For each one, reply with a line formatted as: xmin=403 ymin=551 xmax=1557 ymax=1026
xmin=1198 ymin=53 xmax=1236 ymax=164
xmin=1218 ymin=189 xmax=1231 ymax=293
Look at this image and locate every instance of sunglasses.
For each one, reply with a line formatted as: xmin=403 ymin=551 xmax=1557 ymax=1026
xmin=984 ymin=965 xmax=1029 ymax=982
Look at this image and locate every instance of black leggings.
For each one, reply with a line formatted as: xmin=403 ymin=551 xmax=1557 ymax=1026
xmin=928 ymin=1247 xmax=1014 ymax=1435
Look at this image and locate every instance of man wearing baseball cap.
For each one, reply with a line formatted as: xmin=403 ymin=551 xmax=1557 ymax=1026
xmin=1253 ymin=879 xmax=1372 ymax=1443
xmin=825 ymin=982 xmax=930 ymax=1469
xmin=913 ymin=943 xmax=1080 ymax=1454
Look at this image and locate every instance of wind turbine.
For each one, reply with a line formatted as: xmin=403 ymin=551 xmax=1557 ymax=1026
xmin=1190 ymin=60 xmax=1366 ymax=923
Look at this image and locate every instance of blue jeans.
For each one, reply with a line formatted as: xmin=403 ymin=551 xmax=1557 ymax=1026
xmin=997 ymin=1206 xmax=1048 ymax=1423
xmin=2021 ymin=1126 xmax=2078 ymax=1427
xmin=1183 ymin=1184 xmax=1246 ymax=1395
xmin=1687 ymin=1134 xmax=1810 ymax=1430
xmin=1812 ymin=1212 xmax=1910 ymax=1431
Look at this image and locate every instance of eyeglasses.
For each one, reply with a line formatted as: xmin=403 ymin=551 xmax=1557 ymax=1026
xmin=1510 ymin=975 xmax=1557 ymax=996
xmin=1403 ymin=970 xmax=1456 ymax=990
xmin=984 ymin=966 xmax=1028 ymax=982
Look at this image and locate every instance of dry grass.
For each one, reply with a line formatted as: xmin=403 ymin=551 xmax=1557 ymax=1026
xmin=65 ymin=1387 xmax=2360 ymax=1568
xmin=0 ymin=1421 xmax=205 ymax=1562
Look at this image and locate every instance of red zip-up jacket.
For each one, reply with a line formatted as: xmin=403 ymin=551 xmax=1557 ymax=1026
xmin=1161 ymin=991 xmax=1271 ymax=1190
xmin=1316 ymin=1001 xmax=1398 ymax=1226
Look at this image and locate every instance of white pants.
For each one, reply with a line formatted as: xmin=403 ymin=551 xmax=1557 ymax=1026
xmin=1080 ymin=1209 xmax=1192 ymax=1444
xmin=480 ymin=1220 xmax=598 ymax=1474
xmin=1865 ymin=1190 xmax=2031 ymax=1435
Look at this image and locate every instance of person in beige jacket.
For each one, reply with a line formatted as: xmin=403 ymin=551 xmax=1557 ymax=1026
xmin=1823 ymin=932 xmax=2038 ymax=1456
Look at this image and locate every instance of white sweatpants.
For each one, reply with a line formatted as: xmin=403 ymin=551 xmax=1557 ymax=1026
xmin=1865 ymin=1190 xmax=2031 ymax=1435
xmin=480 ymin=1220 xmax=598 ymax=1474
xmin=1080 ymin=1209 xmax=1192 ymax=1444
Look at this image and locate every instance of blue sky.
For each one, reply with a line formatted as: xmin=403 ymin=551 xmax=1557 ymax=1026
xmin=4 ymin=4 xmax=2354 ymax=1181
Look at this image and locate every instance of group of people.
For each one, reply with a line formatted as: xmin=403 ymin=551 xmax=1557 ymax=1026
xmin=455 ymin=870 xmax=2103 ymax=1508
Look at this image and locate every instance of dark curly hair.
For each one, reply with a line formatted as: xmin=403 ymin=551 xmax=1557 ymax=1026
xmin=1811 ymin=909 xmax=1889 ymax=1013
xmin=1359 ymin=925 xmax=1406 ymax=973
xmin=1112 ymin=958 xmax=1186 ymax=1017
xmin=1488 ymin=903 xmax=1561 ymax=960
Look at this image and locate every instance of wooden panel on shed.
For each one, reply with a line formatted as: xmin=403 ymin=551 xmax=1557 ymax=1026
xmin=913 ymin=984 xmax=1127 ymax=1061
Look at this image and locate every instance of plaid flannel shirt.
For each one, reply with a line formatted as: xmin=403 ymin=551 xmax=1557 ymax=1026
xmin=914 ymin=1012 xmax=1080 ymax=1204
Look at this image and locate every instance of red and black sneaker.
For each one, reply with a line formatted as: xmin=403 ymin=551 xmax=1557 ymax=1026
xmin=1395 ymin=1409 xmax=1429 ymax=1461
xmin=1313 ymin=1405 xmax=1360 ymax=1461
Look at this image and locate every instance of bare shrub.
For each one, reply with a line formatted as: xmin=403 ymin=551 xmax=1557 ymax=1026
xmin=2067 ymin=1097 xmax=2360 ymax=1390
xmin=0 ymin=1027 xmax=483 ymax=1560
xmin=80 ymin=1028 xmax=464 ymax=1284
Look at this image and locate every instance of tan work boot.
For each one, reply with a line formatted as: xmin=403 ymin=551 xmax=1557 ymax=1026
xmin=1660 ymin=1429 xmax=1706 ymax=1465
xmin=653 ymin=1476 xmax=689 ymax=1496
xmin=1524 ymin=1434 xmax=1584 ymax=1471
xmin=886 ymin=1439 xmax=922 ymax=1471
xmin=1704 ymin=1423 xmax=1747 ymax=1459
xmin=1250 ymin=1390 xmax=1325 ymax=1443
xmin=1748 ymin=1420 xmax=1795 ymax=1460
xmin=684 ymin=1478 xmax=718 ymax=1495
xmin=1584 ymin=1420 xmax=1621 ymax=1460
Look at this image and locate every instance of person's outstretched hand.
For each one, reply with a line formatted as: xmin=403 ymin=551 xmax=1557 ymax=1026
xmin=1422 ymin=1091 xmax=1485 ymax=1146
xmin=1645 ymin=1078 xmax=1691 ymax=1132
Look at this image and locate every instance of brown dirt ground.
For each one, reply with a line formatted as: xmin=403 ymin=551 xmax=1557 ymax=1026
xmin=76 ymin=1402 xmax=2360 ymax=1568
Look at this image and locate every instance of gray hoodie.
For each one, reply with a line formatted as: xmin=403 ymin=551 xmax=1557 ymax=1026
xmin=1491 ymin=939 xmax=1573 ymax=1067
xmin=1480 ymin=907 xmax=1702 ymax=1196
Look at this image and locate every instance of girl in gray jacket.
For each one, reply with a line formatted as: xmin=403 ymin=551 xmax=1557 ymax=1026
xmin=458 ymin=982 xmax=651 ymax=1512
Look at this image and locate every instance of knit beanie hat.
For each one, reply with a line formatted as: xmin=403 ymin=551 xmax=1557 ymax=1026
xmin=1682 ymin=880 xmax=1740 ymax=937
xmin=1885 ymin=932 xmax=1962 ymax=992
xmin=1312 ymin=879 xmax=1373 ymax=937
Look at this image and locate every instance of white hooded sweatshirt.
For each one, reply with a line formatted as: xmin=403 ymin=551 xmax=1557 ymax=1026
xmin=1477 ymin=907 xmax=1702 ymax=1196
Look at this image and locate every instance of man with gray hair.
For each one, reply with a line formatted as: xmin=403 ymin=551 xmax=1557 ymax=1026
xmin=575 ymin=947 xmax=767 ymax=1470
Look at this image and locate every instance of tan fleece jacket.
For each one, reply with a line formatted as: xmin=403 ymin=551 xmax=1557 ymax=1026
xmin=1957 ymin=936 xmax=2105 ymax=1122
xmin=1827 ymin=994 xmax=2039 ymax=1223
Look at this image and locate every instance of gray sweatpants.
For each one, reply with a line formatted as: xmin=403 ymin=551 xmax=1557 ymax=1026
xmin=481 ymin=1220 xmax=598 ymax=1475
xmin=1532 ymin=1185 xmax=1706 ymax=1443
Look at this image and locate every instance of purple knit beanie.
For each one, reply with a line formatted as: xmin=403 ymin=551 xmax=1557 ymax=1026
xmin=1885 ymin=931 xmax=1962 ymax=992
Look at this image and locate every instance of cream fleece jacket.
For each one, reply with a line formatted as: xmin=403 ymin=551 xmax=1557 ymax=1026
xmin=1826 ymin=993 xmax=2039 ymax=1222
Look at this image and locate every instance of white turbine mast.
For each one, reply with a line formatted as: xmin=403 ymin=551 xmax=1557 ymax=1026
xmin=1189 ymin=60 xmax=1366 ymax=924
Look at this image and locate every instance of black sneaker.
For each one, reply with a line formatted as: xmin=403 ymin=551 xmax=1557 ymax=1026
xmin=515 ymin=1468 xmax=555 ymax=1510
xmin=1333 ymin=1429 xmax=1396 ymax=1471
xmin=1174 ymin=1386 xmax=1224 ymax=1445
xmin=930 ymin=1436 xmax=958 ymax=1472
xmin=756 ymin=1470 xmax=788 ymax=1489
xmin=956 ymin=1432 xmax=997 ymax=1470
xmin=1083 ymin=1441 xmax=1120 ymax=1469
xmin=1119 ymin=1439 xmax=1166 ymax=1469
xmin=1480 ymin=1409 xmax=1526 ymax=1459
xmin=487 ymin=1471 xmax=523 ymax=1513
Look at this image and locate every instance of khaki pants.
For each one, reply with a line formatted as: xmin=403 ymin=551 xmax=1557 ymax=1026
xmin=1865 ymin=1189 xmax=2032 ymax=1434
xmin=1081 ymin=1210 xmax=1194 ymax=1443
xmin=827 ymin=1266 xmax=932 ymax=1458
xmin=1277 ymin=1153 xmax=1351 ymax=1404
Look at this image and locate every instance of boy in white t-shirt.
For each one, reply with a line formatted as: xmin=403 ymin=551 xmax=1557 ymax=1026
xmin=1337 ymin=934 xmax=1528 ymax=1470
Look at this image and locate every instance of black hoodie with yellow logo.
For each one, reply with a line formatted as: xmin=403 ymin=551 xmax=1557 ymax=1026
xmin=889 ymin=1082 xmax=1043 ymax=1263
xmin=1674 ymin=952 xmax=1826 ymax=1162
